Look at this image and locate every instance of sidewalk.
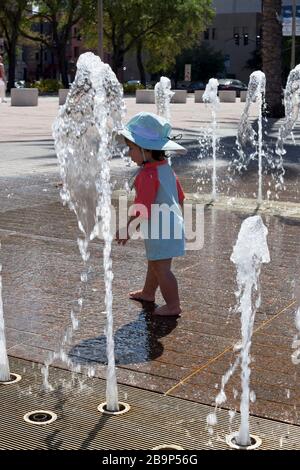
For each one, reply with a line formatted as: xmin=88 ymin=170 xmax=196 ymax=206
xmin=0 ymin=95 xmax=256 ymax=142
xmin=1 ymin=96 xmax=299 ymax=202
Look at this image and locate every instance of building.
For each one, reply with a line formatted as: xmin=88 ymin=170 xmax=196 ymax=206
xmin=205 ymin=0 xmax=300 ymax=83
xmin=203 ymin=0 xmax=262 ymax=83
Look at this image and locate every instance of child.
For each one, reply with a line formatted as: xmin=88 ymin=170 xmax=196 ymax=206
xmin=117 ymin=112 xmax=187 ymax=318
xmin=0 ymin=55 xmax=7 ymax=103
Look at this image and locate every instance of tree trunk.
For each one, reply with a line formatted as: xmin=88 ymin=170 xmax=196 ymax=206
xmin=112 ymin=49 xmax=124 ymax=82
xmin=262 ymin=0 xmax=284 ymax=117
xmin=7 ymin=43 xmax=17 ymax=92
xmin=136 ymin=41 xmax=146 ymax=86
xmin=57 ymin=48 xmax=69 ymax=88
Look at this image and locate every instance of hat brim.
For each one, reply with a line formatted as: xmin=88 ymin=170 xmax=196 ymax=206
xmin=118 ymin=129 xmax=187 ymax=155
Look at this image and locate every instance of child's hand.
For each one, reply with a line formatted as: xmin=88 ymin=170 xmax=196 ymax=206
xmin=115 ymin=229 xmax=129 ymax=246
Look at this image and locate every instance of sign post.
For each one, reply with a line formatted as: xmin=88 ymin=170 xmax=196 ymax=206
xmin=291 ymin=0 xmax=296 ymax=69
xmin=184 ymin=64 xmax=191 ymax=82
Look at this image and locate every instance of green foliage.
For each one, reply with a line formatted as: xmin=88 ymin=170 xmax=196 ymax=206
xmin=123 ymin=82 xmax=145 ymax=94
xmin=28 ymin=79 xmax=63 ymax=93
xmin=0 ymin=0 xmax=28 ymax=89
xmin=282 ymin=36 xmax=300 ymax=82
xmin=21 ymin=0 xmax=93 ymax=87
xmin=83 ymin=0 xmax=215 ymax=74
xmin=144 ymin=0 xmax=215 ymax=74
xmin=175 ymin=43 xmax=225 ymax=83
xmin=245 ymin=48 xmax=262 ymax=72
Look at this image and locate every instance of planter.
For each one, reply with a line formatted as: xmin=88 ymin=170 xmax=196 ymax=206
xmin=240 ymin=90 xmax=247 ymax=102
xmin=219 ymin=90 xmax=236 ymax=103
xmin=194 ymin=90 xmax=205 ymax=103
xmin=136 ymin=89 xmax=155 ymax=103
xmin=11 ymin=88 xmax=38 ymax=106
xmin=170 ymin=90 xmax=187 ymax=103
xmin=59 ymin=88 xmax=70 ymax=105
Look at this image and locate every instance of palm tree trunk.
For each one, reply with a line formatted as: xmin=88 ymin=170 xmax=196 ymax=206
xmin=262 ymin=0 xmax=284 ymax=117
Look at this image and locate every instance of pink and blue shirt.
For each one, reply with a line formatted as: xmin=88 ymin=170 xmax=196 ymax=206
xmin=132 ymin=160 xmax=185 ymax=260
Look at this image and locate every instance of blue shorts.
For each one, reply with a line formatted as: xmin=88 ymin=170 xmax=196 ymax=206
xmin=141 ymin=210 xmax=185 ymax=261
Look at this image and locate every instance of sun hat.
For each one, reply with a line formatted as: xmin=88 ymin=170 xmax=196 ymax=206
xmin=119 ymin=112 xmax=187 ymax=154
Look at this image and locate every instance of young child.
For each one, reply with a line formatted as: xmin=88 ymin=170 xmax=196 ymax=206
xmin=0 ymin=55 xmax=7 ymax=103
xmin=117 ymin=112 xmax=187 ymax=318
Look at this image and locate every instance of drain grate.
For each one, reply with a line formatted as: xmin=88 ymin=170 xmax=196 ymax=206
xmin=226 ymin=433 xmax=262 ymax=450
xmin=0 ymin=373 xmax=22 ymax=385
xmin=23 ymin=410 xmax=57 ymax=425
xmin=1 ymin=357 xmax=300 ymax=450
xmin=98 ymin=401 xmax=130 ymax=415
xmin=152 ymin=444 xmax=184 ymax=450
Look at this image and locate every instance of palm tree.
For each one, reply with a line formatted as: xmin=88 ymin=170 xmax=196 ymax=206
xmin=262 ymin=0 xmax=284 ymax=117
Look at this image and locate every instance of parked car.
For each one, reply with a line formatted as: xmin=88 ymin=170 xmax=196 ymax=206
xmin=126 ymin=79 xmax=141 ymax=85
xmin=217 ymin=79 xmax=247 ymax=97
xmin=176 ymin=81 xmax=190 ymax=90
xmin=187 ymin=81 xmax=206 ymax=93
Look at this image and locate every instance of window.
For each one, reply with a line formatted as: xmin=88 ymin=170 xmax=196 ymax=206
xmin=204 ymin=29 xmax=209 ymax=40
xmin=212 ymin=28 xmax=216 ymax=40
xmin=74 ymin=46 xmax=79 ymax=58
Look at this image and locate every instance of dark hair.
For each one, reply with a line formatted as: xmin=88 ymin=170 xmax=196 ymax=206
xmin=124 ymin=138 xmax=166 ymax=161
xmin=149 ymin=149 xmax=165 ymax=161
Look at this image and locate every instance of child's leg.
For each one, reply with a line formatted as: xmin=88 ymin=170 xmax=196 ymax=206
xmin=129 ymin=261 xmax=158 ymax=302
xmin=150 ymin=258 xmax=181 ymax=316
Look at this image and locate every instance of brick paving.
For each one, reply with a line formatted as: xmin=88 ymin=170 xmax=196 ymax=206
xmin=0 ymin=96 xmax=300 ymax=428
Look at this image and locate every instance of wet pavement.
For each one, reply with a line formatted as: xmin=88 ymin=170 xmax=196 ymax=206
xmin=0 ymin=97 xmax=300 ymax=432
xmin=1 ymin=173 xmax=300 ymax=426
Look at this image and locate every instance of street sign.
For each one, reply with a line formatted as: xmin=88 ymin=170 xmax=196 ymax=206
xmin=184 ymin=64 xmax=191 ymax=81
xmin=282 ymin=5 xmax=300 ymax=36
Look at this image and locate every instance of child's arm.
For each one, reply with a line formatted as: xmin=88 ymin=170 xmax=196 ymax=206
xmin=116 ymin=214 xmax=139 ymax=246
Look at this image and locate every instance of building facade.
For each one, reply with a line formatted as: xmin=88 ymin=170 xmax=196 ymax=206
xmin=203 ymin=0 xmax=262 ymax=83
xmin=205 ymin=0 xmax=300 ymax=83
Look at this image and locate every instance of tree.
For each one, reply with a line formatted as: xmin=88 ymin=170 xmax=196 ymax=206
xmin=282 ymin=36 xmax=300 ymax=82
xmin=138 ymin=1 xmax=215 ymax=84
xmin=245 ymin=48 xmax=262 ymax=72
xmin=262 ymin=0 xmax=284 ymax=117
xmin=0 ymin=0 xmax=28 ymax=91
xmin=173 ymin=43 xmax=225 ymax=83
xmin=83 ymin=0 xmax=214 ymax=83
xmin=21 ymin=0 xmax=91 ymax=88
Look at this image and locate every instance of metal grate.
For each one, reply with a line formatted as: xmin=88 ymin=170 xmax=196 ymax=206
xmin=0 ymin=357 xmax=300 ymax=450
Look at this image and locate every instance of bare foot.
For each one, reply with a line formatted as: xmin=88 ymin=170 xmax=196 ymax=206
xmin=152 ymin=304 xmax=181 ymax=317
xmin=129 ymin=290 xmax=155 ymax=302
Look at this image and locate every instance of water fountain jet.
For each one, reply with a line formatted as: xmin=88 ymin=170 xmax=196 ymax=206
xmin=0 ymin=259 xmax=10 ymax=382
xmin=202 ymin=78 xmax=219 ymax=201
xmin=207 ymin=215 xmax=269 ymax=449
xmin=275 ymin=64 xmax=300 ymax=190
xmin=53 ymin=52 xmax=126 ymax=412
xmin=0 ymin=244 xmax=21 ymax=385
xmin=154 ymin=76 xmax=174 ymax=122
xmin=235 ymin=71 xmax=266 ymax=204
